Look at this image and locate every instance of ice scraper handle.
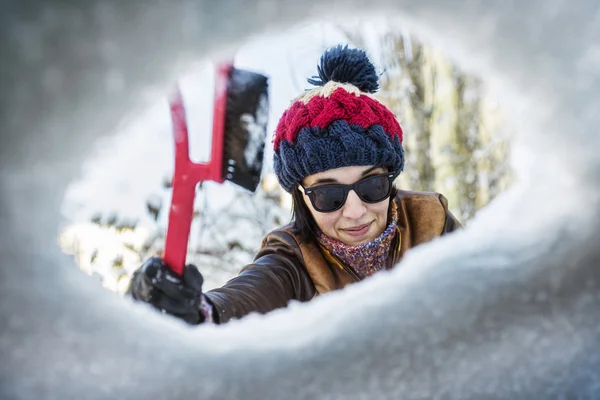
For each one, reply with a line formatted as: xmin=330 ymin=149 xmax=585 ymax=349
xmin=163 ymin=88 xmax=198 ymax=276
xmin=163 ymin=65 xmax=231 ymax=275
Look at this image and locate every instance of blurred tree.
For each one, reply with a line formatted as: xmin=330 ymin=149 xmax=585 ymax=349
xmin=450 ymin=69 xmax=480 ymax=221
xmin=391 ymin=35 xmax=437 ymax=192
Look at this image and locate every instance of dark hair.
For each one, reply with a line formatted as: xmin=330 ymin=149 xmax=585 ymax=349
xmin=290 ymin=187 xmax=319 ymax=243
xmin=290 ymin=185 xmax=398 ymax=243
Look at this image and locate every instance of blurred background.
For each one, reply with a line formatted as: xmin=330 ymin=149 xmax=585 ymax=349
xmin=58 ymin=17 xmax=514 ymax=294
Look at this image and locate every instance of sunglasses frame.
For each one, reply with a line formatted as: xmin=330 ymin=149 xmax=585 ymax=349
xmin=299 ymin=170 xmax=399 ymax=213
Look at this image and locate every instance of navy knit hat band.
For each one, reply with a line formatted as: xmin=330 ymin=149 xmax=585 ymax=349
xmin=274 ymin=120 xmax=405 ymax=192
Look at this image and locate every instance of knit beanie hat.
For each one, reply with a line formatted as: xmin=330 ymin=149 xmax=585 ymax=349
xmin=273 ymin=44 xmax=405 ymax=192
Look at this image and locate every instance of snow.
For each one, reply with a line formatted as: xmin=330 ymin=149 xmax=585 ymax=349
xmin=1 ymin=1 xmax=600 ymax=399
xmin=240 ymin=93 xmax=269 ymax=171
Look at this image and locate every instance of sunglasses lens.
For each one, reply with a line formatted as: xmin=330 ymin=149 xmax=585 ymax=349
xmin=305 ymin=172 xmax=395 ymax=213
xmin=356 ymin=175 xmax=391 ymax=202
xmin=311 ymin=186 xmax=346 ymax=212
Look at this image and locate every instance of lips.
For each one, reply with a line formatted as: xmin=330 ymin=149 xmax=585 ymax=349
xmin=343 ymin=222 xmax=372 ymax=237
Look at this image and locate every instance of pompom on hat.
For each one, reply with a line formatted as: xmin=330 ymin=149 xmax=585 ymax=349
xmin=273 ymin=44 xmax=405 ymax=192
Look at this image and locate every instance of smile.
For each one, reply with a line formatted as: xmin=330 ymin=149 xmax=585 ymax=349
xmin=343 ymin=222 xmax=372 ymax=236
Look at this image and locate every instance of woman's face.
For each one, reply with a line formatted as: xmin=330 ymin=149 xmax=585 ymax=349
xmin=301 ymin=165 xmax=391 ymax=246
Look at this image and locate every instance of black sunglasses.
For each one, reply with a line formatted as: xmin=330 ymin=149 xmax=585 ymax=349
xmin=299 ymin=171 xmax=398 ymax=213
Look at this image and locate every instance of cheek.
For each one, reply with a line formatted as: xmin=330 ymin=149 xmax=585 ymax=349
xmin=312 ymin=210 xmax=340 ymax=232
xmin=303 ymin=195 xmax=338 ymax=232
xmin=370 ymin=200 xmax=391 ymax=220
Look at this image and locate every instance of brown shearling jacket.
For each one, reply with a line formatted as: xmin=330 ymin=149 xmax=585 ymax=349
xmin=204 ymin=190 xmax=461 ymax=323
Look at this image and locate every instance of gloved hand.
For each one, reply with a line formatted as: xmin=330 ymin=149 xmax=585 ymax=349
xmin=127 ymin=257 xmax=211 ymax=325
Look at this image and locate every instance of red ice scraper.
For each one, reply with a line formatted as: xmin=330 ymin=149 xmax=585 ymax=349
xmin=163 ymin=62 xmax=269 ymax=275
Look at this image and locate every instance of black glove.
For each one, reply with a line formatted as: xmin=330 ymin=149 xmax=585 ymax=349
xmin=128 ymin=257 xmax=207 ymax=324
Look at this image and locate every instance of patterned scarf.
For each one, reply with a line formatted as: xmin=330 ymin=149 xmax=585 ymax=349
xmin=316 ymin=202 xmax=399 ymax=280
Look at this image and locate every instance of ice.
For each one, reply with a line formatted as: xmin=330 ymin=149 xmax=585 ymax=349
xmin=241 ymin=93 xmax=269 ymax=170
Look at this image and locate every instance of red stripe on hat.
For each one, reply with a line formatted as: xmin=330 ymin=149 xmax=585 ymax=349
xmin=273 ymin=87 xmax=403 ymax=151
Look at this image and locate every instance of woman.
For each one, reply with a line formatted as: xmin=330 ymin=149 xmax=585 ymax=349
xmin=128 ymin=44 xmax=461 ymax=325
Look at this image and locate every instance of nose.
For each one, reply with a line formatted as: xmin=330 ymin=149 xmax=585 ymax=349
xmin=341 ymin=190 xmax=367 ymax=219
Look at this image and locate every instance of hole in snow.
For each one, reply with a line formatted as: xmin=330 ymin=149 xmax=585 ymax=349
xmin=58 ymin=17 xmax=514 ymax=295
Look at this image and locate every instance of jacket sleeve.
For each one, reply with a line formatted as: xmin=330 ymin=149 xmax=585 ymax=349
xmin=203 ymin=230 xmax=316 ymax=324
xmin=443 ymin=210 xmax=462 ymax=233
